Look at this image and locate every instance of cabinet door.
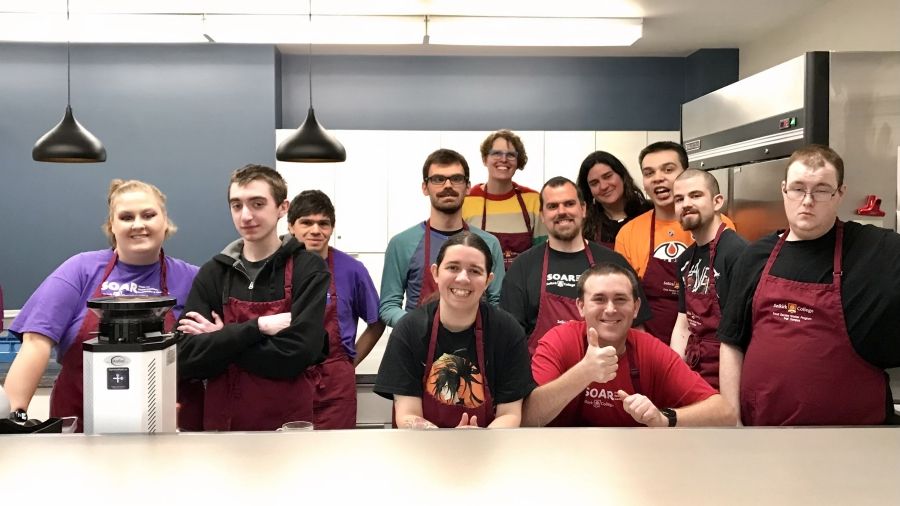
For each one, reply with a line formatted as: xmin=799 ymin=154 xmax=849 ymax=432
xmin=595 ymin=131 xmax=649 ymax=195
xmin=332 ymin=130 xmax=390 ymax=253
xmin=646 ymin=131 xmax=681 ymax=145
xmin=275 ymin=128 xmax=337 ymax=238
xmin=544 ymin=131 xmax=596 ymax=185
xmin=386 ymin=131 xmax=443 ymax=240
xmin=439 ymin=130 xmax=491 ymax=185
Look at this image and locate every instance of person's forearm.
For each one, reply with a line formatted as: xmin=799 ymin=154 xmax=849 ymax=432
xmin=4 ymin=333 xmax=53 ymax=411
xmin=673 ymin=393 xmax=737 ymax=427
xmin=353 ymin=321 xmax=386 ymax=367
xmin=522 ymin=364 xmax=591 ymax=427
xmin=670 ymin=314 xmax=690 ymax=360
xmin=718 ymin=343 xmax=744 ymax=424
xmin=488 ymin=401 xmax=523 ymax=428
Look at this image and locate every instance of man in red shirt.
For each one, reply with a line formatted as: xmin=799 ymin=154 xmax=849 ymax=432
xmin=523 ymin=262 xmax=735 ymax=427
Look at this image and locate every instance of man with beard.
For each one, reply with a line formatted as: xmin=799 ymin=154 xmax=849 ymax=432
xmin=501 ymin=176 xmax=650 ymax=355
xmin=615 ymin=142 xmax=734 ymax=346
xmin=669 ymin=169 xmax=747 ymax=389
xmin=380 ymin=149 xmax=505 ymax=328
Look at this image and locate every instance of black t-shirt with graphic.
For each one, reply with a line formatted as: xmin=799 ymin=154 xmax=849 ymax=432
xmin=374 ymin=301 xmax=536 ymax=406
xmin=677 ymin=228 xmax=748 ymax=312
xmin=500 ymin=242 xmax=651 ymax=337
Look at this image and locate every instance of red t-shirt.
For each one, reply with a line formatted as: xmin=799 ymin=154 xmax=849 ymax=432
xmin=532 ymin=321 xmax=716 ymax=427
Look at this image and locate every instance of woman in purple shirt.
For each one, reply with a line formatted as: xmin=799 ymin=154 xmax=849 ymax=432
xmin=5 ymin=179 xmax=198 ymax=429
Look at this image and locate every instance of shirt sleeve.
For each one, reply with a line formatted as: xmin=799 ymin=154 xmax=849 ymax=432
xmin=236 ymin=253 xmax=329 ymax=379
xmin=491 ymin=308 xmax=537 ymax=404
xmin=373 ymin=311 xmax=428 ymax=400
xmin=9 ymin=255 xmax=87 ymax=345
xmin=352 ymin=261 xmax=382 ymax=325
xmin=614 ymin=221 xmax=638 ymax=274
xmin=485 ymin=235 xmax=506 ymax=306
xmin=379 ymin=234 xmax=411 ymax=327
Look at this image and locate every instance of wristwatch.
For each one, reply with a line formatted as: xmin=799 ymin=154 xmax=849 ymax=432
xmin=8 ymin=409 xmax=28 ymax=423
xmin=660 ymin=407 xmax=677 ymax=427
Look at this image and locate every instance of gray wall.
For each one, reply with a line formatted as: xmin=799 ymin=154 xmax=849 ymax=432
xmin=0 ymin=43 xmax=277 ymax=307
xmin=280 ymin=54 xmax=713 ymax=131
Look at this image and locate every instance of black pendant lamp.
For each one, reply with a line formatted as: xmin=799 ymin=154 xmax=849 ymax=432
xmin=32 ymin=0 xmax=106 ymax=163
xmin=276 ymin=0 xmax=345 ymax=163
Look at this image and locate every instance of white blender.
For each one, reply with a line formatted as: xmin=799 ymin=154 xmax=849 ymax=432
xmin=83 ymin=295 xmax=178 ymax=434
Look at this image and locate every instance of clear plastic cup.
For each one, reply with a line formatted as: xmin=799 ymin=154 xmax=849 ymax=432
xmin=277 ymin=420 xmax=314 ymax=432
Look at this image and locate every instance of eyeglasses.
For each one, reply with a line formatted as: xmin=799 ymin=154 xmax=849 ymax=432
xmin=425 ymin=174 xmax=469 ymax=186
xmin=488 ymin=149 xmax=518 ymax=161
xmin=783 ymin=187 xmax=839 ymax=202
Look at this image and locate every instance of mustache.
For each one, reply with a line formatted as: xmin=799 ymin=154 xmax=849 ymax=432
xmin=680 ymin=207 xmax=698 ymax=217
xmin=437 ymin=189 xmax=460 ymax=197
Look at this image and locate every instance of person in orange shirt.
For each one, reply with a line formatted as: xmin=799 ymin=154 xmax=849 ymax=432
xmin=614 ymin=142 xmax=733 ymax=345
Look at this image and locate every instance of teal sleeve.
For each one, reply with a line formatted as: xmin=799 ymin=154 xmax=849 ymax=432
xmin=475 ymin=229 xmax=506 ymax=306
xmin=379 ymin=227 xmax=419 ymax=327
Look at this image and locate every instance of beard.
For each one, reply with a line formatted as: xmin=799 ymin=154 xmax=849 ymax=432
xmin=549 ymin=224 xmax=580 ymax=241
xmin=679 ymin=212 xmax=701 ymax=231
xmin=431 ymin=192 xmax=464 ymax=215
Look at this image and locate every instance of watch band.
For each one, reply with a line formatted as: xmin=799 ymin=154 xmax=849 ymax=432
xmin=660 ymin=407 xmax=677 ymax=427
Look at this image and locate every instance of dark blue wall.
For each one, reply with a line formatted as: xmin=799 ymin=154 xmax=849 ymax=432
xmin=684 ymin=49 xmax=740 ymax=102
xmin=0 ymin=43 xmax=277 ymax=307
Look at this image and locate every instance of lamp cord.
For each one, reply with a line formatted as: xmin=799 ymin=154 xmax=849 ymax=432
xmin=66 ymin=0 xmax=71 ymax=107
xmin=308 ymin=0 xmax=312 ymax=108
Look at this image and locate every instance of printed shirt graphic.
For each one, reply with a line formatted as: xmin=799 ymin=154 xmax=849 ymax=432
xmin=425 ymin=352 xmax=485 ymax=408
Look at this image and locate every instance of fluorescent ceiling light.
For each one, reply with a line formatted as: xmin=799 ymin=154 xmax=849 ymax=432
xmin=427 ymin=16 xmax=642 ymax=46
xmin=203 ymin=15 xmax=421 ymax=44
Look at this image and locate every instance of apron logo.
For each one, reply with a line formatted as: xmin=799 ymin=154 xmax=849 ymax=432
xmin=653 ymin=242 xmax=687 ymax=261
xmin=787 ymin=303 xmax=798 ymax=314
xmin=773 ymin=302 xmax=814 ymax=322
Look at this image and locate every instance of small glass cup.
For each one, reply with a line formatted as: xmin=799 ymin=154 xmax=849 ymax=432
xmin=277 ymin=420 xmax=314 ymax=432
xmin=59 ymin=416 xmax=79 ymax=434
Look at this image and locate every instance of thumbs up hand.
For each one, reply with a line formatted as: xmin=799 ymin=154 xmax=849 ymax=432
xmin=581 ymin=326 xmax=619 ymax=384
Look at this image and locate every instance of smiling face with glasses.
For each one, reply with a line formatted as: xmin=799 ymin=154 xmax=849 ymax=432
xmin=782 ymin=160 xmax=845 ymax=241
xmin=483 ymin=137 xmax=521 ymax=192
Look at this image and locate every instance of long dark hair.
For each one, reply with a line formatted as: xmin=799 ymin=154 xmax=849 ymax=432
xmin=576 ymin=151 xmax=651 ymax=243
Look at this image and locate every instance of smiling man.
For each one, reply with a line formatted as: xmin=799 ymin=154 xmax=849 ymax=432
xmin=615 ymin=142 xmax=734 ymax=346
xmin=176 ymin=164 xmax=329 ymax=431
xmin=669 ymin=169 xmax=747 ymax=389
xmin=380 ymin=149 xmax=505 ymax=328
xmin=501 ymin=177 xmax=650 ymax=355
xmin=523 ymin=262 xmax=735 ymax=427
xmin=719 ymin=145 xmax=900 ymax=425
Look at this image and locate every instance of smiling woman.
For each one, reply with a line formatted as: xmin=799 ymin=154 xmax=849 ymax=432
xmin=3 ymin=179 xmax=199 ymax=432
xmin=375 ymin=231 xmax=535 ymax=429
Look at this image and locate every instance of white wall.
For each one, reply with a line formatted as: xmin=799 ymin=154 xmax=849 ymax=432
xmin=739 ymin=0 xmax=900 ymax=78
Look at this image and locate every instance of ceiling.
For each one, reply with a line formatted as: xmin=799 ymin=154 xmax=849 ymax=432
xmin=0 ymin=0 xmax=827 ymax=57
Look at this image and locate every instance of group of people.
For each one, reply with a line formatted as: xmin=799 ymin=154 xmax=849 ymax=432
xmin=4 ymin=129 xmax=899 ymax=432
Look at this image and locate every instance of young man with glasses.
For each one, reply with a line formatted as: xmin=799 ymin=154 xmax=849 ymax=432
xmin=380 ymin=149 xmax=505 ymax=328
xmin=719 ymin=144 xmax=900 ymax=426
xmin=462 ymin=130 xmax=547 ymax=270
xmin=287 ymin=190 xmax=385 ymax=429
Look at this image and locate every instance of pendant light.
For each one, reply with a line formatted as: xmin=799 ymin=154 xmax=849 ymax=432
xmin=276 ymin=0 xmax=346 ymax=163
xmin=32 ymin=0 xmax=107 ymax=163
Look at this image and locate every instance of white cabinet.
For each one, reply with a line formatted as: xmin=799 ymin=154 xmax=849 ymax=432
xmin=386 ymin=131 xmax=442 ymax=239
xmin=544 ymin=131 xmax=596 ymax=185
xmin=595 ymin=131 xmax=648 ymax=189
xmin=332 ymin=130 xmax=390 ymax=252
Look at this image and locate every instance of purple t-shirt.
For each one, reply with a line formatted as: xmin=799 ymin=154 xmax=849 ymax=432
xmin=10 ymin=249 xmax=198 ymax=361
xmin=330 ymin=249 xmax=381 ymax=359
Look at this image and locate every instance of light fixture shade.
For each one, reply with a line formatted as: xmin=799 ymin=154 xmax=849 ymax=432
xmin=276 ymin=107 xmax=346 ymax=163
xmin=32 ymin=105 xmax=107 ymax=163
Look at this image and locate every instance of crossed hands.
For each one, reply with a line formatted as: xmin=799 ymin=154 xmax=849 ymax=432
xmin=178 ymin=311 xmax=291 ymax=336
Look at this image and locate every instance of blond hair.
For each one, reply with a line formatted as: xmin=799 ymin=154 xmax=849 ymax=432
xmin=102 ymin=179 xmax=177 ymax=247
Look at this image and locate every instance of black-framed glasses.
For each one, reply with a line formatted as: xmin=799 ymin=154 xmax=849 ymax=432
xmin=488 ymin=149 xmax=518 ymax=161
xmin=425 ymin=174 xmax=469 ymax=186
xmin=783 ymin=187 xmax=839 ymax=202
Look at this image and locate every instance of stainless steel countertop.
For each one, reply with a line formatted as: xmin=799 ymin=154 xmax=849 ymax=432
xmin=1 ymin=427 xmax=898 ymax=504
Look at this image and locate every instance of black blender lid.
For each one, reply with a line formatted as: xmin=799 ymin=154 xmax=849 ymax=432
xmin=87 ymin=295 xmax=176 ymax=310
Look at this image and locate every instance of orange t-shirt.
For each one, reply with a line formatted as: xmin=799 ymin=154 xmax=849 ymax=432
xmin=614 ymin=210 xmax=735 ymax=279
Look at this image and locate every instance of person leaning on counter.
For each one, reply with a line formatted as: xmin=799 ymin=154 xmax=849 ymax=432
xmin=379 ymin=148 xmax=505 ymax=328
xmin=500 ymin=176 xmax=651 ymax=355
xmin=461 ymin=129 xmax=547 ymax=269
xmin=523 ymin=262 xmax=736 ymax=428
xmin=669 ymin=169 xmax=748 ymax=389
xmin=614 ymin=142 xmax=735 ymax=345
xmin=4 ymin=179 xmax=198 ymax=431
xmin=375 ymin=231 xmax=535 ymax=428
xmin=287 ymin=190 xmax=385 ymax=430
xmin=175 ymin=165 xmax=329 ymax=431
xmin=719 ymin=145 xmax=900 ymax=426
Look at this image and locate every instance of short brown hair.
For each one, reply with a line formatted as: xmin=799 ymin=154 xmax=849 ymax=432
xmin=785 ymin=144 xmax=844 ymax=186
xmin=228 ymin=164 xmax=288 ymax=204
xmin=576 ymin=262 xmax=640 ymax=301
xmin=421 ymin=149 xmax=470 ymax=181
xmin=102 ymin=179 xmax=177 ymax=247
xmin=675 ymin=168 xmax=721 ymax=196
xmin=480 ymin=129 xmax=528 ymax=169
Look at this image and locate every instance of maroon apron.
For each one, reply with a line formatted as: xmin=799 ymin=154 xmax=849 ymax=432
xmin=641 ymin=211 xmax=680 ymax=345
xmin=418 ymin=219 xmax=469 ymax=308
xmin=577 ymin=336 xmax=643 ymax=427
xmin=741 ymin=220 xmax=886 ymax=426
xmin=481 ymin=183 xmax=534 ymax=270
xmin=421 ymin=306 xmax=494 ymax=428
xmin=683 ymin=223 xmax=727 ymax=389
xmin=202 ymin=256 xmax=315 ymax=431
xmin=528 ymin=243 xmax=596 ymax=355
xmin=50 ymin=251 xmax=174 ymax=433
xmin=310 ymin=249 xmax=357 ymax=429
